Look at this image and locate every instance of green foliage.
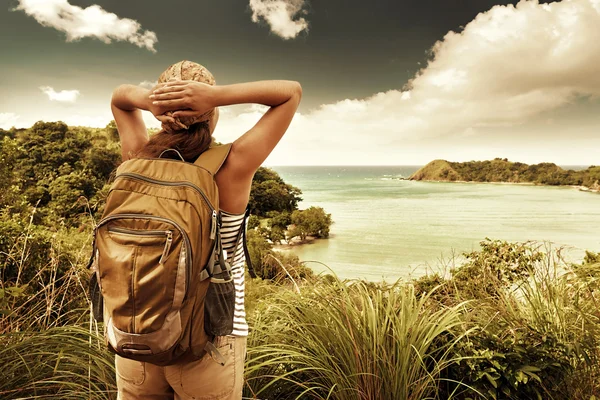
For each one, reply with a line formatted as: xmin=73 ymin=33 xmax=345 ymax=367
xmin=0 ymin=326 xmax=116 ymax=400
xmin=416 ymin=243 xmax=600 ymax=400
xmin=249 ymin=167 xmax=302 ymax=217
xmin=258 ymin=211 xmax=290 ymax=244
xmin=105 ymin=120 xmax=120 ymax=142
xmin=245 ymin=277 xmax=468 ymax=400
xmin=0 ymin=121 xmax=121 ymax=227
xmin=247 ymin=214 xmax=260 ymax=230
xmin=411 ymin=158 xmax=600 ymax=189
xmin=246 ymin=230 xmax=274 ymax=276
xmin=0 ymin=213 xmax=90 ymax=291
xmin=451 ymin=239 xmax=545 ymax=298
xmin=583 ymin=251 xmax=600 ymax=265
xmin=267 ymin=210 xmax=292 ymax=231
xmin=4 ymin=121 xmax=600 ymax=399
xmin=288 ymin=206 xmax=332 ymax=241
xmin=246 ymin=230 xmax=314 ymax=283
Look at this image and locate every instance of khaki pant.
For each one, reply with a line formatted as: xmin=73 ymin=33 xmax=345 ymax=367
xmin=116 ymin=336 xmax=247 ymax=400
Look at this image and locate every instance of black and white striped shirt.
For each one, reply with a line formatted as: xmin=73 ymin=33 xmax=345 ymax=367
xmin=220 ymin=210 xmax=248 ymax=336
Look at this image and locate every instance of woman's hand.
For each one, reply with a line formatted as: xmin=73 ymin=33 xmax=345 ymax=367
xmin=150 ymin=80 xmax=216 ymax=119
xmin=147 ymin=83 xmax=176 ymax=124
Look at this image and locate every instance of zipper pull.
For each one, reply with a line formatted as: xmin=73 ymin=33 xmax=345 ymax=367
xmin=159 ymin=231 xmax=173 ymax=265
xmin=210 ymin=211 xmax=217 ymax=240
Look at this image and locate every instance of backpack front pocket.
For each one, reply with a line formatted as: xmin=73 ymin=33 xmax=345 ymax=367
xmin=95 ymin=214 xmax=192 ymax=356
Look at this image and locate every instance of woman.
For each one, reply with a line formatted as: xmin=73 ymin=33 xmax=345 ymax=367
xmin=110 ymin=60 xmax=302 ymax=400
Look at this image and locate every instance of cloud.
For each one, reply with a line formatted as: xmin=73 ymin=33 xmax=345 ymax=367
xmin=40 ymin=86 xmax=80 ymax=103
xmin=139 ymin=81 xmax=158 ymax=89
xmin=62 ymin=114 xmax=113 ymax=128
xmin=15 ymin=0 xmax=158 ymax=52
xmin=397 ymin=0 xmax=600 ymax=133
xmin=0 ymin=113 xmax=20 ymax=130
xmin=249 ymin=0 xmax=309 ymax=39
xmin=223 ymin=0 xmax=600 ymax=165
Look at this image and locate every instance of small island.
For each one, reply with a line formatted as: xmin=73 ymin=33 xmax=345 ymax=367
xmin=409 ymin=158 xmax=600 ymax=192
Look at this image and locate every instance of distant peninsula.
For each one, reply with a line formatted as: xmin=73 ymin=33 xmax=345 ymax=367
xmin=409 ymin=158 xmax=600 ymax=192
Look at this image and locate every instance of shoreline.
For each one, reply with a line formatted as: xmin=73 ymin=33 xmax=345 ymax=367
xmin=273 ymin=235 xmax=319 ymax=250
xmin=411 ymin=179 xmax=599 ymax=193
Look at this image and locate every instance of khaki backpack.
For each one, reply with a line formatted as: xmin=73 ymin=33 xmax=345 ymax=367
xmin=88 ymin=144 xmax=237 ymax=366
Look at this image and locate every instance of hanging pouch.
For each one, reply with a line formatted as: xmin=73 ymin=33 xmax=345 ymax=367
xmin=204 ymin=212 xmax=248 ymax=337
xmin=204 ymin=267 xmax=236 ymax=336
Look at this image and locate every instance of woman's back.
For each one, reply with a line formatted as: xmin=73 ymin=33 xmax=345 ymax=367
xmin=109 ymin=60 xmax=301 ymax=400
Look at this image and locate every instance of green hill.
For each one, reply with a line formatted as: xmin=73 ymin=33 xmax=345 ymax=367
xmin=408 ymin=159 xmax=463 ymax=181
xmin=409 ymin=158 xmax=600 ymax=190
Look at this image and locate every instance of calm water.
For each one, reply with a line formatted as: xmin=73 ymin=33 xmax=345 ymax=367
xmin=270 ymin=166 xmax=600 ymax=281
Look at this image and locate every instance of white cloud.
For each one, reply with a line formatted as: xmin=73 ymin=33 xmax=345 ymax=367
xmin=139 ymin=81 xmax=158 ymax=89
xmin=40 ymin=86 xmax=80 ymax=103
xmin=62 ymin=114 xmax=112 ymax=128
xmin=249 ymin=0 xmax=309 ymax=39
xmin=0 ymin=113 xmax=20 ymax=130
xmin=222 ymin=0 xmax=600 ymax=165
xmin=16 ymin=0 xmax=158 ymax=52
xmin=58 ymin=111 xmax=161 ymax=130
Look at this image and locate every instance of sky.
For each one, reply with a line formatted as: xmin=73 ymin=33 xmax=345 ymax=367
xmin=1 ymin=0 xmax=599 ymax=166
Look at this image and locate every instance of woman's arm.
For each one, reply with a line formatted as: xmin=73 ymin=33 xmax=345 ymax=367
xmin=151 ymin=80 xmax=302 ymax=176
xmin=111 ymin=85 xmax=150 ymax=161
xmin=111 ymin=85 xmax=174 ymax=161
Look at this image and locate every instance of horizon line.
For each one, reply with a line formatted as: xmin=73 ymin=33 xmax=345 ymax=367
xmin=265 ymin=163 xmax=593 ymax=168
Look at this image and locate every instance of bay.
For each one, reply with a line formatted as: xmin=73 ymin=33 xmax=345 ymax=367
xmin=270 ymin=166 xmax=600 ymax=281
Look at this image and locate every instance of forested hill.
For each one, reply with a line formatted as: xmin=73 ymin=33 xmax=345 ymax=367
xmin=0 ymin=121 xmax=306 ymax=229
xmin=409 ymin=158 xmax=600 ymax=190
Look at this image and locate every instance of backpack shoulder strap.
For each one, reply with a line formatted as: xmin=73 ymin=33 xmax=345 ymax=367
xmin=194 ymin=143 xmax=233 ymax=175
xmin=242 ymin=208 xmax=257 ymax=278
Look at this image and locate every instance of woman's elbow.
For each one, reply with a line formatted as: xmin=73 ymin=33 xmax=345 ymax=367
xmin=292 ymin=81 xmax=302 ymax=98
xmin=110 ymin=85 xmax=124 ymax=108
xmin=289 ymin=81 xmax=302 ymax=105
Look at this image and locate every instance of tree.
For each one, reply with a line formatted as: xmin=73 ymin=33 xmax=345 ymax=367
xmin=105 ymin=120 xmax=120 ymax=142
xmin=0 ymin=121 xmax=121 ymax=227
xmin=248 ymin=167 xmax=302 ymax=216
xmin=87 ymin=147 xmax=121 ymax=181
xmin=267 ymin=211 xmax=291 ymax=230
xmin=247 ymin=215 xmax=260 ymax=230
xmin=288 ymin=207 xmax=332 ymax=241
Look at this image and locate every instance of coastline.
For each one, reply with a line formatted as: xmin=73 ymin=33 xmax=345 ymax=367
xmin=412 ymin=179 xmax=599 ymax=193
xmin=273 ymin=235 xmax=319 ymax=250
xmin=575 ymin=185 xmax=600 ymax=193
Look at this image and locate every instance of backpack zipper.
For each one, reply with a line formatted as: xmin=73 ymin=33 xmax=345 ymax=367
xmin=99 ymin=214 xmax=192 ymax=299
xmin=116 ymin=172 xmax=215 ymax=210
xmin=210 ymin=211 xmax=217 ymax=240
xmin=107 ymin=227 xmax=173 ymax=265
xmin=115 ymin=172 xmax=218 ymax=239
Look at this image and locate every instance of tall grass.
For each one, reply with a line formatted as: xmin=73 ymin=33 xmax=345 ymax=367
xmin=245 ymin=277 xmax=471 ymax=400
xmin=2 ymin=213 xmax=600 ymax=400
xmin=0 ymin=326 xmax=115 ymax=400
xmin=0 ymin=219 xmax=117 ymax=399
xmin=435 ymin=243 xmax=600 ymax=399
xmin=494 ymin=250 xmax=600 ymax=398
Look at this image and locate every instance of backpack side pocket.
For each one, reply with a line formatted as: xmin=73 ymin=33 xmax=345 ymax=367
xmin=204 ymin=271 xmax=235 ymax=337
xmin=89 ymin=253 xmax=104 ymax=322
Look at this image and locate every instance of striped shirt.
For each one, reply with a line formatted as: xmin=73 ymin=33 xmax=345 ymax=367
xmin=220 ymin=210 xmax=248 ymax=336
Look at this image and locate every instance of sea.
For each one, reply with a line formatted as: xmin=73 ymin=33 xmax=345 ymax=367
xmin=269 ymin=166 xmax=600 ymax=282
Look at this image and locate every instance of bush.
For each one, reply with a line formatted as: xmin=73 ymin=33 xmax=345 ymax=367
xmin=248 ymin=168 xmax=302 ymax=217
xmin=246 ymin=230 xmax=314 ymax=283
xmin=0 ymin=121 xmax=121 ymax=228
xmin=0 ymin=326 xmax=115 ymax=400
xmin=288 ymin=206 xmax=332 ymax=241
xmin=438 ymin=244 xmax=600 ymax=399
xmin=245 ymin=277 xmax=468 ymax=400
